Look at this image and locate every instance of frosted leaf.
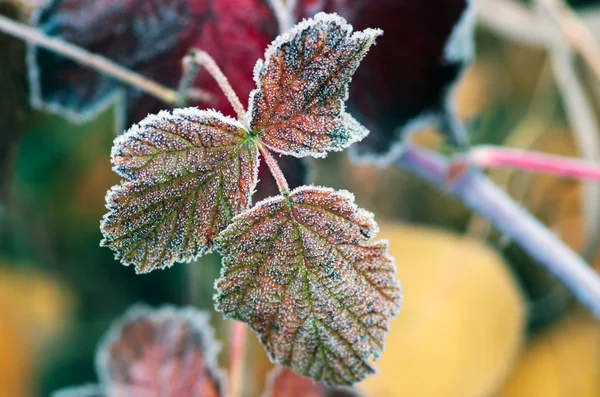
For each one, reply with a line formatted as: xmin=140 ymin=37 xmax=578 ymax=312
xmin=101 ymin=108 xmax=259 ymax=273
xmin=28 ymin=0 xmax=206 ymax=129
xmin=215 ymin=186 xmax=402 ymax=386
xmin=248 ymin=12 xmax=380 ymax=158
xmin=262 ymin=366 xmax=360 ymax=397
xmin=96 ymin=305 xmax=224 ymax=397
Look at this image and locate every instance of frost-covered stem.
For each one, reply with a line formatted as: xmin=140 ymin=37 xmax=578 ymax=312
xmin=258 ymin=143 xmax=290 ymax=194
xmin=397 ymin=143 xmax=600 ymax=318
xmin=464 ymin=145 xmax=600 ymax=181
xmin=176 ymin=53 xmax=202 ymax=107
xmin=0 ymin=14 xmax=212 ymax=105
xmin=228 ymin=320 xmax=247 ymax=397
xmin=189 ymin=49 xmax=251 ymax=128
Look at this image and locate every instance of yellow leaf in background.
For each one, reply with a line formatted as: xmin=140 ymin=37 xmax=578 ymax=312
xmin=499 ymin=312 xmax=600 ymax=397
xmin=359 ymin=224 xmax=525 ymax=397
xmin=0 ymin=267 xmax=74 ymax=397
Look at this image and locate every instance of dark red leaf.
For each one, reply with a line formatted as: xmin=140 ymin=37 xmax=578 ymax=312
xmin=28 ymin=0 xmax=279 ymax=128
xmin=297 ymin=0 xmax=471 ymax=157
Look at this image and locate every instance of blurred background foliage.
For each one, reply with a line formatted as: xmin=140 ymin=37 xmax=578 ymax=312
xmin=3 ymin=0 xmax=600 ymax=396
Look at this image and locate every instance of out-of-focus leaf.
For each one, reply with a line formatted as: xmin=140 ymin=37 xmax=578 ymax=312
xmin=96 ymin=305 xmax=224 ymax=397
xmin=28 ymin=0 xmax=280 ymax=128
xmin=298 ymin=0 xmax=471 ymax=158
xmin=100 ymin=108 xmax=259 ymax=274
xmin=250 ymin=12 xmax=378 ymax=158
xmin=358 ymin=224 xmax=525 ymax=397
xmin=262 ymin=366 xmax=360 ymax=397
xmin=499 ymin=312 xmax=600 ymax=397
xmin=215 ymin=186 xmax=401 ymax=386
xmin=29 ymin=0 xmax=205 ymax=127
xmin=53 ymin=305 xmax=224 ymax=397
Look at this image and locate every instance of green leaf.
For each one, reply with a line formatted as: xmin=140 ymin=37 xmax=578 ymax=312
xmin=249 ymin=13 xmax=381 ymax=158
xmin=215 ymin=187 xmax=402 ymax=386
xmin=101 ymin=108 xmax=259 ymax=274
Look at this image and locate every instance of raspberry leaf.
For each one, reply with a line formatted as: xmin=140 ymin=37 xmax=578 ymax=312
xmin=249 ymin=12 xmax=380 ymax=158
xmin=97 ymin=305 xmax=224 ymax=397
xmin=101 ymin=108 xmax=258 ymax=273
xmin=215 ymin=186 xmax=402 ymax=386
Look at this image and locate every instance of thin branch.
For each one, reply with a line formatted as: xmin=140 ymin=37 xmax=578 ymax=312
xmin=268 ymin=0 xmax=294 ymax=33
xmin=189 ymin=49 xmax=251 ymax=128
xmin=258 ymin=143 xmax=290 ymax=194
xmin=0 ymin=14 xmax=212 ymax=105
xmin=228 ymin=320 xmax=247 ymax=397
xmin=536 ymin=0 xmax=600 ymax=257
xmin=396 ymin=143 xmax=600 ymax=318
xmin=461 ymin=145 xmax=600 ymax=181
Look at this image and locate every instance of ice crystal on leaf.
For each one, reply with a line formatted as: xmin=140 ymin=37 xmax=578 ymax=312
xmin=101 ymin=108 xmax=259 ymax=273
xmin=249 ymin=13 xmax=380 ymax=158
xmin=51 ymin=305 xmax=224 ymax=397
xmin=215 ymin=187 xmax=402 ymax=386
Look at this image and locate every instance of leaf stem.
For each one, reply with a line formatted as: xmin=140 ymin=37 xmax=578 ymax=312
xmin=397 ymin=143 xmax=600 ymax=318
xmin=228 ymin=320 xmax=247 ymax=397
xmin=258 ymin=143 xmax=290 ymax=194
xmin=189 ymin=49 xmax=251 ymax=129
xmin=0 ymin=14 xmax=212 ymax=105
xmin=463 ymin=145 xmax=600 ymax=181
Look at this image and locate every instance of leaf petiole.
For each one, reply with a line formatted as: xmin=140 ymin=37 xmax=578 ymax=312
xmin=188 ymin=49 xmax=251 ymax=129
xmin=258 ymin=143 xmax=291 ymax=195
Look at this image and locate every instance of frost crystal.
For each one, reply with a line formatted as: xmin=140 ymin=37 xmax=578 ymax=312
xmin=97 ymin=305 xmax=224 ymax=397
xmin=248 ymin=12 xmax=380 ymax=158
xmin=215 ymin=186 xmax=402 ymax=386
xmin=101 ymin=108 xmax=259 ymax=273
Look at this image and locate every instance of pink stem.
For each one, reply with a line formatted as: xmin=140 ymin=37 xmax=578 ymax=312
xmin=258 ymin=143 xmax=290 ymax=194
xmin=468 ymin=145 xmax=600 ymax=181
xmin=228 ymin=320 xmax=247 ymax=397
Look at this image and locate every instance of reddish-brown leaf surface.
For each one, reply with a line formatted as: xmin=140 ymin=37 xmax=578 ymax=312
xmin=97 ymin=305 xmax=223 ymax=397
xmin=262 ymin=366 xmax=360 ymax=397
xmin=249 ymin=13 xmax=379 ymax=158
xmin=215 ymin=186 xmax=402 ymax=386
xmin=101 ymin=108 xmax=258 ymax=273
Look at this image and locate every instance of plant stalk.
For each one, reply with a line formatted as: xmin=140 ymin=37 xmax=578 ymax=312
xmin=228 ymin=320 xmax=247 ymax=397
xmin=397 ymin=143 xmax=600 ymax=318
xmin=258 ymin=143 xmax=290 ymax=194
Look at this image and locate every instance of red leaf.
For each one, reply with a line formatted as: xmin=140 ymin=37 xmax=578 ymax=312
xmin=250 ymin=13 xmax=380 ymax=158
xmin=29 ymin=0 xmax=279 ymax=127
xmin=298 ymin=0 xmax=471 ymax=157
xmin=215 ymin=186 xmax=402 ymax=386
xmin=97 ymin=305 xmax=224 ymax=397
